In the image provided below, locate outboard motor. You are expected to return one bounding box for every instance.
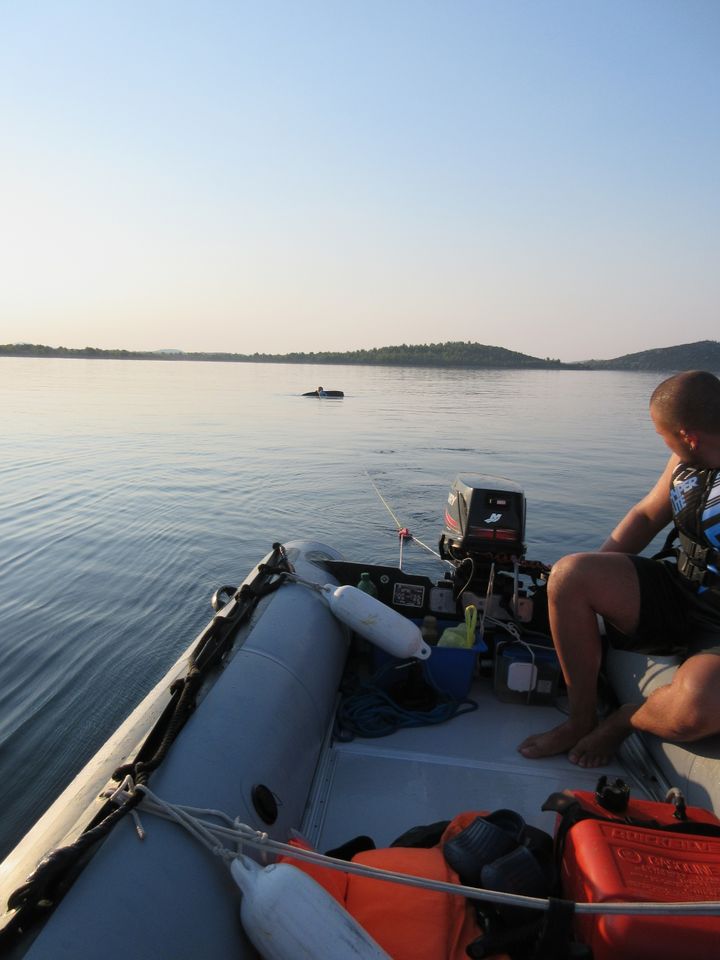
[440,475,546,628]
[439,475,526,568]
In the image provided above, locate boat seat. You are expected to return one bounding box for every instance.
[605,648,720,813]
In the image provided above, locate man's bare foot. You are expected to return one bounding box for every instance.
[518,718,597,759]
[567,706,637,767]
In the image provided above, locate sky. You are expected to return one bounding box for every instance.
[1,1,718,362]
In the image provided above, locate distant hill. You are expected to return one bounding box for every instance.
[280,342,562,368]
[0,341,561,367]
[1,339,718,371]
[578,340,720,372]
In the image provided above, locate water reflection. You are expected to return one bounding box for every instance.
[0,358,670,859]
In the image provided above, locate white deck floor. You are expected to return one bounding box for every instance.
[304,676,653,852]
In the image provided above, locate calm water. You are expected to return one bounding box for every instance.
[0,358,675,861]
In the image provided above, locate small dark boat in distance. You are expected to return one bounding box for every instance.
[302,386,344,398]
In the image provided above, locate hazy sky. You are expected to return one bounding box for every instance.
[1,1,718,361]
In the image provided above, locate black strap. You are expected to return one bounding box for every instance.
[466,900,582,960]
[651,527,680,562]
[676,531,720,591]
[678,530,719,564]
[465,919,544,958]
[529,898,581,960]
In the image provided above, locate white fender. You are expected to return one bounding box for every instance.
[231,856,391,959]
[323,584,431,660]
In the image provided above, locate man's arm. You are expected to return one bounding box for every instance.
[599,454,678,554]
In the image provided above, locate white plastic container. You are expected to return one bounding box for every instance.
[323,584,431,660]
[231,856,391,959]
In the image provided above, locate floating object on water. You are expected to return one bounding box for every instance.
[302,387,344,398]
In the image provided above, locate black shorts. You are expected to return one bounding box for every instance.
[607,556,720,658]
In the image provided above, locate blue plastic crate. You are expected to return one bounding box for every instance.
[371,618,487,700]
[422,639,487,699]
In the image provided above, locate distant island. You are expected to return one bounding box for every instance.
[1,339,719,372]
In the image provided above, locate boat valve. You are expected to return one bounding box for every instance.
[594,775,630,813]
[666,786,688,821]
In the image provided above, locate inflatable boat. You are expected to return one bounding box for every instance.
[2,475,720,960]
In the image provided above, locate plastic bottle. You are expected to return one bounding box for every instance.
[356,572,378,598]
[231,856,391,959]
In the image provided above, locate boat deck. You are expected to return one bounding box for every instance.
[303,674,656,852]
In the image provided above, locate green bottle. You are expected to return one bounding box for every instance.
[356,572,378,598]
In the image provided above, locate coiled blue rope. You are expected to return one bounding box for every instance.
[336,661,478,740]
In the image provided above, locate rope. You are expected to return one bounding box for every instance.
[281,572,327,593]
[336,666,479,739]
[365,471,405,530]
[365,471,453,567]
[113,785,720,917]
[408,533,447,562]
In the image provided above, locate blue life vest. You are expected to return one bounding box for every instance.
[670,463,720,593]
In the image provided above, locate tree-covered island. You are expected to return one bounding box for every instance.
[1,339,719,372]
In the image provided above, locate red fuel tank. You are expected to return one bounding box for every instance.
[559,793,720,960]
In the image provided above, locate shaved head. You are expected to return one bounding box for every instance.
[650,370,720,434]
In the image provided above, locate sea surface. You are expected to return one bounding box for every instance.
[0,358,684,863]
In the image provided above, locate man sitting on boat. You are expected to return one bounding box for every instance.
[519,370,720,767]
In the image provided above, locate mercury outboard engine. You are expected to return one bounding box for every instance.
[439,474,526,570]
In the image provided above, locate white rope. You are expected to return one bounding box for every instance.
[484,617,521,640]
[365,471,405,531]
[281,572,327,593]
[408,533,450,563]
[365,471,454,568]
[110,785,720,917]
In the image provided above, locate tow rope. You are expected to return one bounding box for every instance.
[365,471,452,568]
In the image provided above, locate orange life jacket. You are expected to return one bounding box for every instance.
[282,811,510,960]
